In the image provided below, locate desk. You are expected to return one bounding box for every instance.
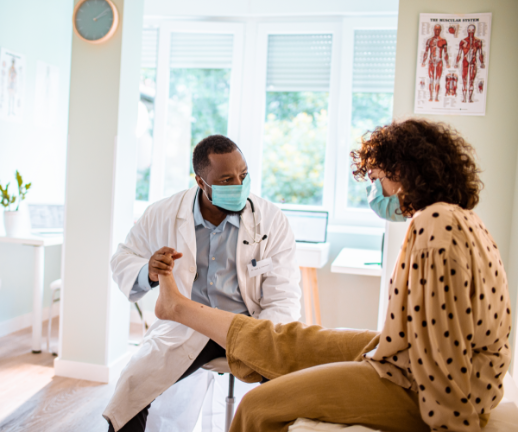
[331,248,382,277]
[0,234,64,353]
[296,242,330,326]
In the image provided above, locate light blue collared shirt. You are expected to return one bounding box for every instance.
[129,193,248,315]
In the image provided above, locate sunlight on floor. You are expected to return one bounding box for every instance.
[0,362,54,422]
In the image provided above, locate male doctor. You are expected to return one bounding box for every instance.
[104,135,301,431]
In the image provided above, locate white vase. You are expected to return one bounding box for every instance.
[4,210,25,237]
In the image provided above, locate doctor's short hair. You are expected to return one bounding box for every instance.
[193,135,241,177]
[351,119,483,216]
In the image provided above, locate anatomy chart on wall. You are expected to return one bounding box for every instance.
[414,13,492,116]
[34,61,60,128]
[0,48,26,122]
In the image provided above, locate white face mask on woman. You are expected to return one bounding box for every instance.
[366,178,406,222]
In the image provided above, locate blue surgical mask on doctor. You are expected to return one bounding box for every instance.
[201,174,251,212]
[366,178,406,222]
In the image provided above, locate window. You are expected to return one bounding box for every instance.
[261,34,333,206]
[164,33,234,196]
[135,18,398,228]
[135,28,158,201]
[332,18,398,226]
[347,30,397,209]
[134,22,244,208]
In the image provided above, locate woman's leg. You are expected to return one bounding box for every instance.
[155,273,235,348]
[156,272,380,380]
[230,362,428,432]
[227,315,379,381]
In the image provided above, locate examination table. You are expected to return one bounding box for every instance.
[288,374,518,432]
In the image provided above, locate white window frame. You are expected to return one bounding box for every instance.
[140,20,245,204]
[240,22,342,215]
[332,16,398,228]
[136,16,398,230]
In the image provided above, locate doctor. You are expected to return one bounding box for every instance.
[104,135,301,431]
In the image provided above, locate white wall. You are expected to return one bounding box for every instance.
[0,0,72,330]
[312,231,383,329]
[392,0,518,373]
[0,0,72,205]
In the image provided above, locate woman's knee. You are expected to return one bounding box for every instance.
[237,384,269,418]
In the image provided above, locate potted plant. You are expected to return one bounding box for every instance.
[0,171,31,237]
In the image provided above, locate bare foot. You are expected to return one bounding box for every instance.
[155,258,187,321]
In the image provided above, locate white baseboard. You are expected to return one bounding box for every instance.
[54,351,132,383]
[0,306,156,339]
[0,305,60,338]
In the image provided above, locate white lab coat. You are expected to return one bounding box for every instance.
[103,187,301,431]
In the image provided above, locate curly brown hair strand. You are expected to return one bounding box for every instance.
[350,119,483,216]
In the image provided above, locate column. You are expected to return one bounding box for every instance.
[55,0,145,383]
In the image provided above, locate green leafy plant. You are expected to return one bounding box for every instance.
[0,171,31,211]
[0,183,16,210]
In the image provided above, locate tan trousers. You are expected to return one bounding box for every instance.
[226,315,430,432]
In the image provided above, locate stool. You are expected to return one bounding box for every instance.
[300,267,321,325]
[202,357,235,432]
[47,279,62,356]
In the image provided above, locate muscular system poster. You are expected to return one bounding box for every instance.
[414,13,492,116]
[0,48,26,123]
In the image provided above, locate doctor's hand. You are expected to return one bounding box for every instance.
[149,247,183,282]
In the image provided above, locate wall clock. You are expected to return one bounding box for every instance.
[73,0,119,44]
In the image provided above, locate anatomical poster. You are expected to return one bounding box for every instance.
[414,13,492,116]
[0,48,25,123]
[34,61,60,128]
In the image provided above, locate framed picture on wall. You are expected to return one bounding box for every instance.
[414,13,492,116]
[0,48,26,123]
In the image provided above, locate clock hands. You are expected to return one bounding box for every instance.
[93,8,110,21]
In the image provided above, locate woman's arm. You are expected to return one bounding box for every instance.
[404,248,480,431]
[155,269,234,348]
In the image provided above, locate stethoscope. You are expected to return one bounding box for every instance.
[191,188,267,282]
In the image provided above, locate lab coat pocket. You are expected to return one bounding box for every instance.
[247,257,273,278]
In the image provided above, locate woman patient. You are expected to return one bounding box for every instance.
[155,119,512,432]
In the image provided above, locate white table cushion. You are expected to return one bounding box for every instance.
[289,400,518,431]
[289,375,518,432]
[289,420,373,431]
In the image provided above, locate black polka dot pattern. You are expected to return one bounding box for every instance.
[363,203,512,432]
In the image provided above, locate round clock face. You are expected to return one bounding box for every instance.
[73,0,118,43]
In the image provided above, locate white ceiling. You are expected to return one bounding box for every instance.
[144,0,399,18]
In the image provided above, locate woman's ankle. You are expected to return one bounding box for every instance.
[168,298,185,321]
[155,293,186,322]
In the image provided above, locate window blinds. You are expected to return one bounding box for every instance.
[266,34,333,92]
[170,33,234,69]
[141,28,159,69]
[352,30,397,93]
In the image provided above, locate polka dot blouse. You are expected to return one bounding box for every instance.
[364,203,512,431]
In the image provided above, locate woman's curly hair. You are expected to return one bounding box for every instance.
[351,119,483,216]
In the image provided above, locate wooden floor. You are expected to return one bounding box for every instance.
[0,318,143,432]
